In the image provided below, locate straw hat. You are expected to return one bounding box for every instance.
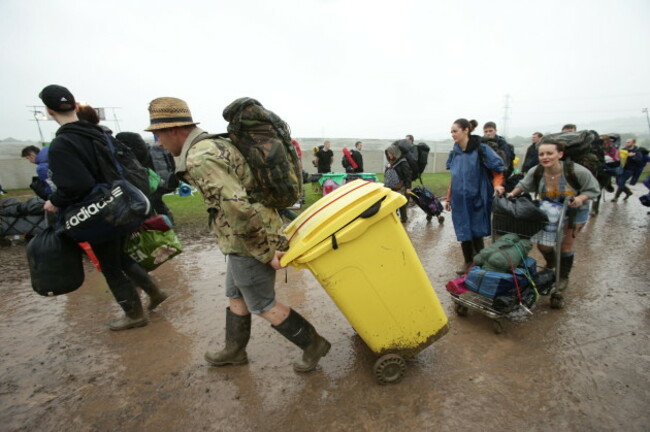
[145,97,199,131]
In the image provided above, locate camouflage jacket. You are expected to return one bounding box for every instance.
[176,128,287,263]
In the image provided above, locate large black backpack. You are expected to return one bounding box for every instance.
[416,143,430,177]
[63,131,152,198]
[539,130,597,160]
[394,139,421,182]
[539,130,603,181]
[100,132,153,196]
[480,137,509,168]
[150,145,179,193]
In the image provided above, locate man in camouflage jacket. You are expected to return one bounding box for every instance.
[145,97,330,373]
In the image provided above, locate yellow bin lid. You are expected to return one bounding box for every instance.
[281,180,400,266]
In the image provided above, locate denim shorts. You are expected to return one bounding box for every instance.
[225,254,276,314]
[573,204,590,225]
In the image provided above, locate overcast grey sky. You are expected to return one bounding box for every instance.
[1,0,649,142]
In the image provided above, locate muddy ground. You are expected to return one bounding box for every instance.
[1,185,649,432]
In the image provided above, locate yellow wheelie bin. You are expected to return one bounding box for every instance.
[281,180,449,384]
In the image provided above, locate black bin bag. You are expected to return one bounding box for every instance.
[27,226,84,296]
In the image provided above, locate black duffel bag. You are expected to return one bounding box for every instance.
[492,195,548,221]
[27,226,84,296]
[57,179,151,243]
[492,195,549,238]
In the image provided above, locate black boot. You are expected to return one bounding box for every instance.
[109,298,149,331]
[273,309,331,373]
[612,190,621,202]
[205,308,252,366]
[125,262,169,311]
[591,196,600,216]
[456,241,474,275]
[540,248,556,269]
[623,187,633,200]
[472,237,485,254]
[557,253,574,291]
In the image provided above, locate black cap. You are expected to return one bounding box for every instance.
[39,85,76,112]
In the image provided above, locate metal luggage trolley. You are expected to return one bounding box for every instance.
[450,199,569,334]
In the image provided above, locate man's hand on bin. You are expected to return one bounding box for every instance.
[269,250,286,270]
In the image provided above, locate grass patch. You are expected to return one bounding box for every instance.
[2,174,453,225]
[162,193,207,225]
[1,189,35,200]
[163,173,452,223]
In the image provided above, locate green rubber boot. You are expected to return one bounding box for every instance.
[205,308,252,366]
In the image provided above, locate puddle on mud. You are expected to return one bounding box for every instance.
[1,184,649,431]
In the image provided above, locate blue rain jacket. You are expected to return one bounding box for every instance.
[34,146,52,195]
[446,136,505,241]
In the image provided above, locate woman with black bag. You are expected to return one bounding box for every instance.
[40,85,168,331]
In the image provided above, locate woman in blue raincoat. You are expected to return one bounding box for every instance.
[445,119,505,274]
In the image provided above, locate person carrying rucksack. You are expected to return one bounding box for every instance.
[40,85,168,331]
[446,119,505,275]
[483,121,515,177]
[507,139,600,298]
[342,141,364,173]
[145,96,330,373]
[384,143,412,223]
[613,138,646,202]
[116,131,174,222]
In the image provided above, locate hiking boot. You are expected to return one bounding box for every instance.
[109,301,149,331]
[205,308,251,366]
[273,309,331,373]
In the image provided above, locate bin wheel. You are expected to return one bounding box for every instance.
[455,304,469,317]
[437,215,445,224]
[426,214,433,222]
[550,293,565,309]
[493,320,505,334]
[373,354,407,385]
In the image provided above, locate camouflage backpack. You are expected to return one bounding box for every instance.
[222,97,303,209]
